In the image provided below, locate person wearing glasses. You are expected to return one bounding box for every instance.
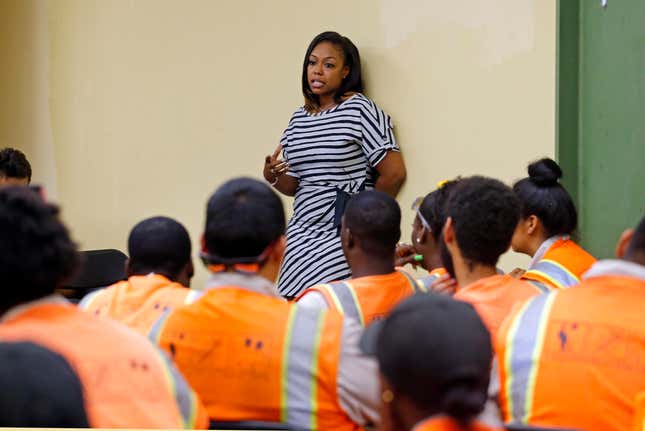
[296,190,422,327]
[262,31,406,299]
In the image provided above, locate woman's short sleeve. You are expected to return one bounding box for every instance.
[280,115,300,179]
[358,99,399,167]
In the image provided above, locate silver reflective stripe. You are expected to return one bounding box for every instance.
[530,260,579,287]
[506,293,556,424]
[419,273,441,290]
[285,306,324,430]
[330,282,363,325]
[526,279,551,293]
[156,347,197,427]
[397,269,424,293]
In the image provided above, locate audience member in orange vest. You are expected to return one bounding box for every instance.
[79,216,196,334]
[0,148,31,186]
[634,391,645,431]
[0,341,89,427]
[150,178,379,430]
[396,179,461,294]
[511,158,596,289]
[0,186,208,429]
[497,216,645,431]
[296,190,423,326]
[360,294,501,431]
[443,177,547,337]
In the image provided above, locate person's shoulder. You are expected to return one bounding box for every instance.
[341,92,374,110]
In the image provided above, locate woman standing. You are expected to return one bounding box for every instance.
[264,31,406,298]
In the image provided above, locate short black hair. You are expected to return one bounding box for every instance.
[0,187,79,313]
[302,31,364,112]
[204,177,285,260]
[513,158,577,237]
[127,216,192,279]
[446,176,520,267]
[419,179,460,241]
[626,216,645,263]
[344,190,401,258]
[0,148,32,182]
[0,341,89,427]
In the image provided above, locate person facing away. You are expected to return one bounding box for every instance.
[79,216,196,334]
[296,190,423,326]
[443,176,548,338]
[263,31,406,299]
[0,341,89,428]
[512,158,596,289]
[396,179,461,293]
[149,177,379,430]
[496,215,645,431]
[360,293,501,431]
[0,186,208,429]
[0,147,31,186]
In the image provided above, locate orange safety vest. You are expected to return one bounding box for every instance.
[521,237,596,289]
[79,274,199,335]
[0,302,208,429]
[497,274,645,431]
[454,275,547,339]
[417,267,449,291]
[151,286,360,431]
[296,268,423,327]
[634,392,645,431]
[413,416,501,431]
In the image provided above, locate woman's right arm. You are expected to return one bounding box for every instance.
[272,175,299,196]
[263,145,299,196]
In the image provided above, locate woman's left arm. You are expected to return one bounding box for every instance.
[374,151,406,197]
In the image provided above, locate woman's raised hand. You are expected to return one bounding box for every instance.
[264,144,289,183]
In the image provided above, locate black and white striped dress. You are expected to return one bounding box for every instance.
[277,93,399,297]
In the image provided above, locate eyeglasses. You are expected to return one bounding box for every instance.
[411,197,432,232]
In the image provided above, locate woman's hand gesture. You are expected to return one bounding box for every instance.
[263,145,289,184]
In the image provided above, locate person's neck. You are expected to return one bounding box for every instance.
[423,252,444,272]
[453,252,498,287]
[350,254,395,279]
[527,233,549,257]
[318,94,336,111]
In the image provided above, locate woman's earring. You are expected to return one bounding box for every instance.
[416,237,422,244]
[382,389,394,403]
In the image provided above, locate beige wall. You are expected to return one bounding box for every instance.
[2,0,555,286]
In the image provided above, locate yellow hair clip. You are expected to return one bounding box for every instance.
[437,179,449,189]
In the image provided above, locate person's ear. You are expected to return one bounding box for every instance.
[342,65,349,79]
[272,236,287,263]
[615,228,634,258]
[200,234,207,253]
[526,215,539,235]
[186,260,195,279]
[443,217,455,245]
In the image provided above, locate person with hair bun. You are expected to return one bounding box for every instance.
[360,294,501,431]
[512,158,596,289]
[263,31,407,298]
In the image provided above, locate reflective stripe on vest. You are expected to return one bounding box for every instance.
[503,292,557,424]
[281,305,326,430]
[525,279,551,294]
[418,273,442,291]
[397,268,426,293]
[327,282,365,327]
[526,259,580,289]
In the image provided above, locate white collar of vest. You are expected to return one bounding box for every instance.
[583,259,645,281]
[1,293,69,323]
[528,235,570,269]
[204,272,283,299]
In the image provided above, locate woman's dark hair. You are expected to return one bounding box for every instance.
[513,158,577,238]
[301,31,364,112]
[419,179,461,241]
[0,148,32,182]
[0,187,80,313]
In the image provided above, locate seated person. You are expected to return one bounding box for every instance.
[296,190,423,326]
[0,147,31,186]
[396,179,460,293]
[512,158,596,288]
[80,216,195,334]
[150,178,378,430]
[0,341,89,427]
[443,176,548,337]
[360,293,501,431]
[496,216,645,431]
[0,186,207,429]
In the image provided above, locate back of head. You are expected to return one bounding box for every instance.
[513,158,577,237]
[626,216,645,264]
[128,216,192,279]
[447,176,520,267]
[204,177,285,260]
[0,187,79,313]
[344,190,401,258]
[419,179,460,241]
[365,294,492,424]
[0,148,32,183]
[0,341,89,427]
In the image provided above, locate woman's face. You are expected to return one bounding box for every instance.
[511,217,531,254]
[307,41,349,99]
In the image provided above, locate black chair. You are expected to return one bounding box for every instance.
[59,249,128,302]
[506,425,582,431]
[209,420,292,430]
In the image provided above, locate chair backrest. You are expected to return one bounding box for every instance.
[59,249,128,302]
[209,420,292,430]
[505,425,582,431]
